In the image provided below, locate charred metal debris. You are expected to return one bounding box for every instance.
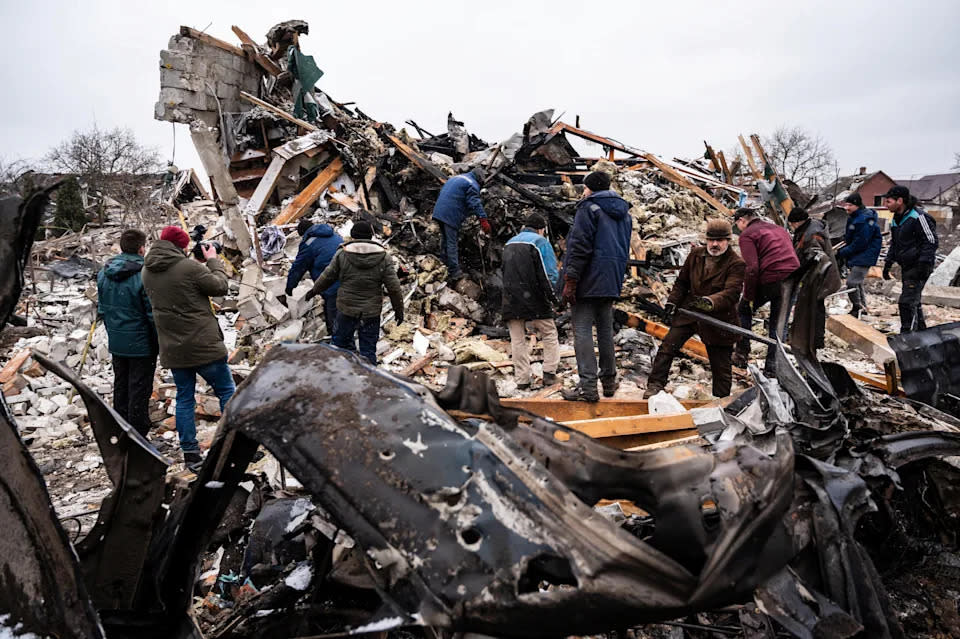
[2,186,960,638]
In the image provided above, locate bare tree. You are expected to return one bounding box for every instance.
[763,126,836,192]
[45,125,161,222]
[0,156,34,196]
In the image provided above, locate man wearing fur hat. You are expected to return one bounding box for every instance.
[644,219,745,399]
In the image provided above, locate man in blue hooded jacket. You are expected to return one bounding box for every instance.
[286,218,343,335]
[431,167,491,281]
[559,171,633,402]
[882,185,938,332]
[835,193,882,317]
[97,229,158,437]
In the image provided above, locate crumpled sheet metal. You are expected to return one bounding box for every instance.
[215,344,797,636]
[888,321,960,409]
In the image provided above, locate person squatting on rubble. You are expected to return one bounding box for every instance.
[305,221,404,365]
[787,207,841,351]
[97,229,158,438]
[501,213,560,391]
[142,226,235,471]
[560,170,632,402]
[645,219,744,399]
[285,217,343,336]
[882,185,939,332]
[733,207,800,375]
[834,194,882,318]
[431,167,492,282]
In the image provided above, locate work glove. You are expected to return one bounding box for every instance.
[480,219,492,235]
[690,296,714,312]
[562,277,578,307]
[285,286,295,297]
[882,263,893,280]
[394,309,405,325]
[662,302,677,326]
[304,288,318,302]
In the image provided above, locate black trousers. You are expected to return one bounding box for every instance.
[648,323,734,398]
[112,355,157,437]
[899,269,930,333]
[737,280,786,374]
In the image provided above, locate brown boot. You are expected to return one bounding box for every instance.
[643,383,664,399]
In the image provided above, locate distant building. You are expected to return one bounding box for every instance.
[897,172,960,226]
[810,168,897,237]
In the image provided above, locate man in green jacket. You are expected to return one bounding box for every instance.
[97,229,158,437]
[142,226,234,471]
[306,221,404,365]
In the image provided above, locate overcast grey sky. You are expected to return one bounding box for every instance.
[2,0,958,183]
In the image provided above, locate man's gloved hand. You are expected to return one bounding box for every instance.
[738,298,752,316]
[882,263,893,280]
[562,277,577,307]
[304,288,318,302]
[285,286,295,297]
[394,309,404,325]
[662,302,677,326]
[690,296,714,312]
[480,218,492,235]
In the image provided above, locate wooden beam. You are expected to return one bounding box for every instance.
[717,151,731,185]
[738,134,762,180]
[623,312,710,361]
[826,313,896,367]
[750,134,793,220]
[499,397,708,422]
[384,135,448,183]
[326,188,361,212]
[240,91,318,132]
[642,153,732,216]
[179,26,245,57]
[602,429,700,450]
[401,353,436,377]
[271,157,344,225]
[547,122,644,157]
[563,412,695,438]
[231,26,283,76]
[244,154,286,217]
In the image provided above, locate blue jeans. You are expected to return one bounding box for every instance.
[171,357,236,453]
[334,314,380,365]
[438,222,461,278]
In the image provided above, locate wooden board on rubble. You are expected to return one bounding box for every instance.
[826,314,896,367]
[600,429,700,450]
[499,397,708,422]
[180,26,245,57]
[271,157,344,225]
[563,412,695,438]
[240,91,318,132]
[231,26,283,76]
[385,134,448,183]
[640,153,732,217]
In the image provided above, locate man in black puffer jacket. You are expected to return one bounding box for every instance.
[882,186,938,332]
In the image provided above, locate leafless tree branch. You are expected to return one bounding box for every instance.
[763,126,836,192]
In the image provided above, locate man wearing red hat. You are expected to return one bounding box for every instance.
[142,225,234,471]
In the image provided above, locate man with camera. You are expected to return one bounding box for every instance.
[142,225,235,472]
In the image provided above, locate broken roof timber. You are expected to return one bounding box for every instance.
[384,134,448,183]
[271,157,344,225]
[231,26,283,76]
[240,91,319,132]
[548,122,644,157]
[639,154,733,216]
[179,26,245,58]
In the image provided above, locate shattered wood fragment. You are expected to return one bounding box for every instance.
[271,157,344,225]
[240,91,319,132]
[400,353,436,377]
[562,412,695,438]
[384,134,448,183]
[623,312,710,360]
[826,314,896,367]
[641,153,732,216]
[547,121,644,157]
[179,26,246,57]
[231,26,283,76]
[0,348,31,384]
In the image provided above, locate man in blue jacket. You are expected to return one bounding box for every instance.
[882,185,939,332]
[431,167,491,281]
[286,218,343,336]
[560,171,632,402]
[835,193,882,318]
[502,214,560,390]
[97,229,158,437]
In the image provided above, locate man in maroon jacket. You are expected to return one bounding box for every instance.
[732,208,799,375]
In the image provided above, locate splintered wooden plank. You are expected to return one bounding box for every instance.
[385,135,448,183]
[563,412,695,438]
[271,157,344,226]
[738,134,762,180]
[231,26,283,76]
[179,26,245,57]
[595,429,700,450]
[0,349,31,384]
[499,397,708,422]
[244,154,286,217]
[240,91,318,132]
[623,312,710,361]
[826,314,896,367]
[642,153,732,216]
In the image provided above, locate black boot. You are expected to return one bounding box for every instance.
[183,451,204,473]
[562,385,599,402]
[601,376,619,398]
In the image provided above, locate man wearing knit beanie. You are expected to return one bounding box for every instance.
[835,193,882,318]
[645,218,744,399]
[141,225,233,472]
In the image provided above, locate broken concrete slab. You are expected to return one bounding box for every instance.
[921,284,960,309]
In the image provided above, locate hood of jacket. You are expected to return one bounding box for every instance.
[305,223,336,240]
[583,190,630,220]
[104,253,144,281]
[144,240,187,273]
[342,240,387,269]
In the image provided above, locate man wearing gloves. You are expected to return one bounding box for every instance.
[834,194,882,318]
[501,214,560,390]
[285,217,343,335]
[306,221,404,365]
[645,219,745,399]
[431,167,491,281]
[560,170,632,402]
[882,185,938,332]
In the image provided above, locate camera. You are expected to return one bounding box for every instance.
[190,224,223,260]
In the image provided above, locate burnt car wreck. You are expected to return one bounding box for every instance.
[2,195,960,639]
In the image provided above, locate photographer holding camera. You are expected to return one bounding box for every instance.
[142,225,234,472]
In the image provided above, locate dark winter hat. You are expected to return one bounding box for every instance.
[470,166,487,184]
[882,185,910,201]
[351,220,374,240]
[583,171,611,192]
[843,193,863,207]
[160,225,190,250]
[733,207,756,221]
[524,213,547,229]
[705,218,732,239]
[787,207,809,223]
[297,218,314,236]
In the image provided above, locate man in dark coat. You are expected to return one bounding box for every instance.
[559,171,633,402]
[431,168,491,281]
[787,207,841,350]
[645,219,745,399]
[502,214,560,390]
[882,185,939,332]
[733,208,800,375]
[142,226,235,471]
[97,229,158,437]
[306,221,404,365]
[835,193,882,317]
[286,218,343,335]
